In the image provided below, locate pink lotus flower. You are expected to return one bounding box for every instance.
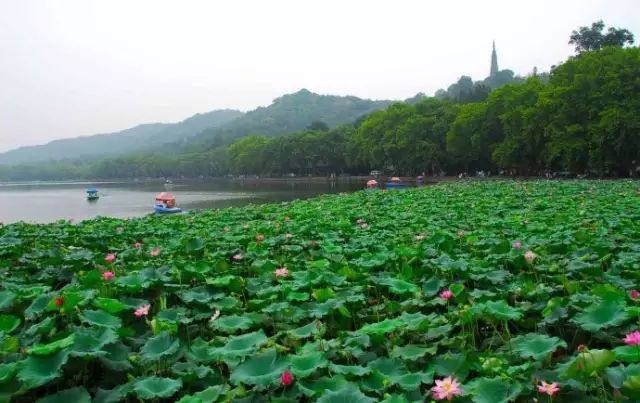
[280,370,294,386]
[440,289,453,301]
[256,234,265,242]
[102,271,115,281]
[275,267,289,277]
[457,230,465,238]
[624,331,640,346]
[209,309,220,322]
[431,376,463,401]
[150,247,161,257]
[512,240,522,249]
[105,253,116,263]
[631,289,640,300]
[524,250,537,264]
[577,344,586,352]
[232,253,243,261]
[134,304,151,318]
[537,381,560,396]
[134,241,142,248]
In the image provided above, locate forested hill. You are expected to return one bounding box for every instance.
[177,89,392,151]
[0,109,243,165]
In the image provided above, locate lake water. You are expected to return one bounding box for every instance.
[0,179,365,224]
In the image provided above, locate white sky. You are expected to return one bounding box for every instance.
[0,0,638,152]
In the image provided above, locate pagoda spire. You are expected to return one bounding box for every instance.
[490,40,499,77]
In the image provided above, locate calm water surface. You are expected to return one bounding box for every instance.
[0,179,364,224]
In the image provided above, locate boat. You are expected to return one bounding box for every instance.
[366,179,378,190]
[154,204,183,214]
[385,177,408,189]
[416,175,425,186]
[154,192,182,214]
[86,188,99,200]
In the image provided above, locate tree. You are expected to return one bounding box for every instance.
[569,20,634,53]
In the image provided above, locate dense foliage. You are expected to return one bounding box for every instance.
[569,20,635,53]
[1,29,638,181]
[1,180,640,402]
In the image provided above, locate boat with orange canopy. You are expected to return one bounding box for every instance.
[154,192,182,214]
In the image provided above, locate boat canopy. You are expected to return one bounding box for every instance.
[155,192,175,202]
[366,180,378,187]
[390,177,401,182]
[86,188,98,193]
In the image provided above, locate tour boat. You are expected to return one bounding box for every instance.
[86,188,99,200]
[385,177,408,189]
[154,192,182,214]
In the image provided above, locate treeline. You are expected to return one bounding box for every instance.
[1,43,639,180]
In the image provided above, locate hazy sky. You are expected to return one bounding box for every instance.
[0,0,638,152]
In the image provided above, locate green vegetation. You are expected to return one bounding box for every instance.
[0,110,243,165]
[0,21,637,181]
[1,180,640,401]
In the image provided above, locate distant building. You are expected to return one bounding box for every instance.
[490,40,499,78]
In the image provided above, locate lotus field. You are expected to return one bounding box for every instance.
[2,180,640,402]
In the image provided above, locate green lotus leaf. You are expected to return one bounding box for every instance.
[24,294,52,319]
[0,291,16,310]
[0,334,19,354]
[229,348,287,386]
[0,362,17,383]
[374,277,420,295]
[94,383,133,403]
[465,377,523,403]
[286,291,310,302]
[27,334,75,355]
[157,307,192,324]
[93,297,127,314]
[399,312,430,331]
[288,351,328,378]
[423,277,445,297]
[391,344,435,361]
[140,331,180,362]
[367,357,408,381]
[381,394,410,403]
[210,314,254,333]
[79,309,122,328]
[316,383,375,403]
[178,385,228,403]
[312,288,336,302]
[185,338,216,363]
[512,333,567,360]
[134,376,183,400]
[298,375,349,397]
[288,321,321,339]
[482,300,523,321]
[432,353,470,379]
[613,346,640,363]
[17,349,70,388]
[0,315,20,333]
[171,362,213,379]
[574,301,629,331]
[560,349,616,379]
[218,330,268,358]
[357,318,404,335]
[329,364,371,377]
[36,386,91,403]
[99,342,133,371]
[71,327,118,357]
[395,372,430,390]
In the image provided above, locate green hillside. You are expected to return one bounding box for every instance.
[0,109,243,165]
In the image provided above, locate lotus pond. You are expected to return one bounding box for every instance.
[1,180,640,402]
